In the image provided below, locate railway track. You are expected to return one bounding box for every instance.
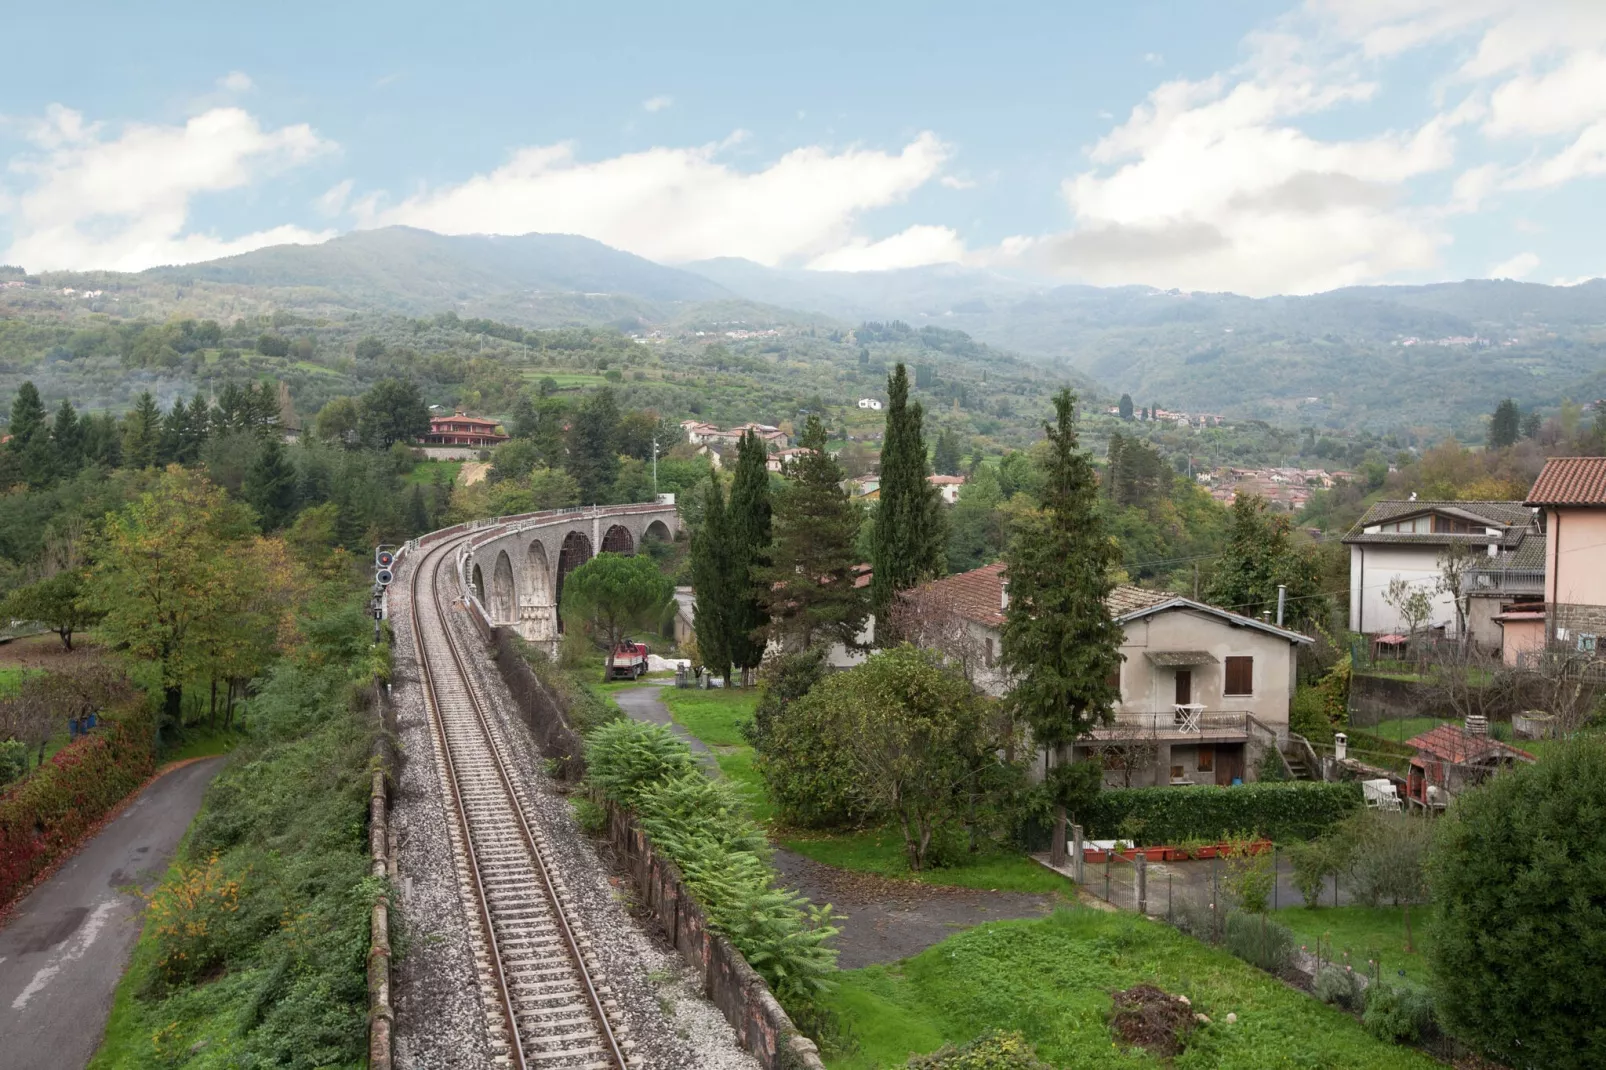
[408,535,634,1070]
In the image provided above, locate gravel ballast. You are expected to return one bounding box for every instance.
[390,548,760,1070]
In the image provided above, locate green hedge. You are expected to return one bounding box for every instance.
[1081,781,1363,844]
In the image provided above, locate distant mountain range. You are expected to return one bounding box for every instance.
[38,227,1606,431]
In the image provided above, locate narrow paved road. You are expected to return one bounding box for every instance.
[612,682,719,773]
[0,758,223,1070]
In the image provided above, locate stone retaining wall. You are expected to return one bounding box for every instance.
[367,680,398,1070]
[489,627,587,783]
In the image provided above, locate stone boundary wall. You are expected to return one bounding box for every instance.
[478,621,822,1069]
[607,805,825,1070]
[489,627,588,783]
[367,680,398,1070]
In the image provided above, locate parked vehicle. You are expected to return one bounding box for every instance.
[609,641,650,680]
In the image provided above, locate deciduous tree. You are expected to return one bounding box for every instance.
[566,388,621,504]
[358,378,430,449]
[0,570,101,650]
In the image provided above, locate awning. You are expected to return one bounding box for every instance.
[1144,650,1218,667]
[1374,633,1409,644]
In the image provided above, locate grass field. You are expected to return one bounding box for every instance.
[1360,717,1450,743]
[522,370,610,389]
[1276,906,1434,984]
[0,667,30,694]
[654,687,1070,892]
[824,908,1438,1069]
[405,459,465,485]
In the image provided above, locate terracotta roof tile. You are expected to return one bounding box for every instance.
[1406,723,1534,764]
[1526,457,1606,507]
[907,563,1171,629]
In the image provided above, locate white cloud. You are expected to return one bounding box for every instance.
[1487,251,1538,278]
[375,132,951,266]
[1552,274,1601,286]
[317,178,355,217]
[807,225,966,271]
[1144,52,1165,66]
[939,174,976,190]
[2,105,333,272]
[642,95,673,113]
[218,70,253,92]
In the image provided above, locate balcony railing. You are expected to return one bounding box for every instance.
[1465,567,1545,595]
[1087,710,1261,739]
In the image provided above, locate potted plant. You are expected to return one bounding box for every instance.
[1171,836,1210,861]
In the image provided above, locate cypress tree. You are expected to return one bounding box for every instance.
[243,437,299,530]
[1001,389,1123,863]
[1118,393,1134,420]
[1488,398,1520,449]
[869,363,947,640]
[932,429,962,476]
[762,415,868,651]
[689,472,735,684]
[406,483,432,536]
[123,391,162,469]
[727,430,773,684]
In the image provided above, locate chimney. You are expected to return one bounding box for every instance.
[1000,577,1010,612]
[1465,714,1488,737]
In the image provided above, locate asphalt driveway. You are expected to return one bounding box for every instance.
[0,758,222,1070]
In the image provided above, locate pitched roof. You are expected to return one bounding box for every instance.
[1526,457,1606,506]
[905,564,1308,643]
[1343,499,1536,546]
[1407,723,1534,764]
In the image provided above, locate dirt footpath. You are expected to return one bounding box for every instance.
[771,849,1062,969]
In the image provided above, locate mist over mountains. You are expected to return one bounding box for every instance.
[23,226,1606,432]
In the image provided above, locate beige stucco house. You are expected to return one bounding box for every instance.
[904,563,1313,787]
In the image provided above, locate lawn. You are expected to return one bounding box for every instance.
[1276,906,1434,984]
[0,666,32,694]
[405,459,464,485]
[824,908,1438,1069]
[659,687,773,823]
[655,687,1071,893]
[1361,717,1450,743]
[523,370,610,389]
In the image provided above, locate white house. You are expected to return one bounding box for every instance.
[1343,500,1539,640]
[927,474,966,503]
[857,398,883,411]
[903,563,1312,786]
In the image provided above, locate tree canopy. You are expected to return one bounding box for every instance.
[561,550,673,681]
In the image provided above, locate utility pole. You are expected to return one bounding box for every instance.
[651,435,659,496]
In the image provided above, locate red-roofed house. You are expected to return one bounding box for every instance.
[423,412,508,448]
[1526,456,1606,660]
[1404,723,1534,806]
[903,562,1313,786]
[927,474,966,503]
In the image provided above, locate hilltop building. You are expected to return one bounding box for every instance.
[423,412,508,449]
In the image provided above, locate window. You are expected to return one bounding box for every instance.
[1579,633,1598,654]
[1197,745,1214,772]
[1106,666,1121,698]
[984,637,995,668]
[1224,656,1254,696]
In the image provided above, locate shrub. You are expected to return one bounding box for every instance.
[1223,910,1297,974]
[1285,837,1341,908]
[748,646,873,828]
[145,852,247,986]
[0,703,155,907]
[586,720,839,1007]
[583,718,697,809]
[1427,736,1606,1067]
[1362,983,1437,1045]
[1221,835,1275,913]
[1082,781,1362,844]
[907,1030,1052,1069]
[1313,964,1366,1012]
[0,740,27,786]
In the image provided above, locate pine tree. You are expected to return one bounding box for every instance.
[566,388,621,504]
[123,391,162,469]
[762,415,868,651]
[689,472,735,684]
[727,430,773,684]
[243,437,299,530]
[869,363,947,639]
[158,397,188,465]
[50,398,83,476]
[1001,389,1123,864]
[7,381,53,485]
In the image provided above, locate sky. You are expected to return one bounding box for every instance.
[1,0,1603,296]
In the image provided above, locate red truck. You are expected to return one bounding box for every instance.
[608,641,650,680]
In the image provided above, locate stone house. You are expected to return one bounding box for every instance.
[902,563,1313,787]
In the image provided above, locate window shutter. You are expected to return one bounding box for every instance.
[1225,656,1253,696]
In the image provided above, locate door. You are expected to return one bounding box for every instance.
[1174,670,1192,705]
[1216,744,1245,787]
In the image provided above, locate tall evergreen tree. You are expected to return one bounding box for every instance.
[123,391,162,469]
[1488,397,1521,449]
[727,430,773,684]
[1000,389,1123,864]
[566,388,621,503]
[510,394,539,440]
[932,429,963,476]
[1204,493,1324,627]
[50,398,83,476]
[405,483,432,536]
[762,415,868,651]
[1118,393,1134,420]
[158,397,189,465]
[689,472,735,684]
[869,363,946,640]
[84,412,123,468]
[7,381,53,485]
[243,437,299,530]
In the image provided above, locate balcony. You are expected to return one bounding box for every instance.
[1466,567,1545,596]
[1084,710,1265,743]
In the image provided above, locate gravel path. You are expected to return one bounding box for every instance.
[612,683,718,774]
[390,549,759,1070]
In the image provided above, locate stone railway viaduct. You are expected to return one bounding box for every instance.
[410,503,679,651]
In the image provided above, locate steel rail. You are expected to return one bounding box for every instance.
[408,532,628,1069]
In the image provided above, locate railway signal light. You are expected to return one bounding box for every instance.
[375,548,395,568]
[375,567,394,586]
